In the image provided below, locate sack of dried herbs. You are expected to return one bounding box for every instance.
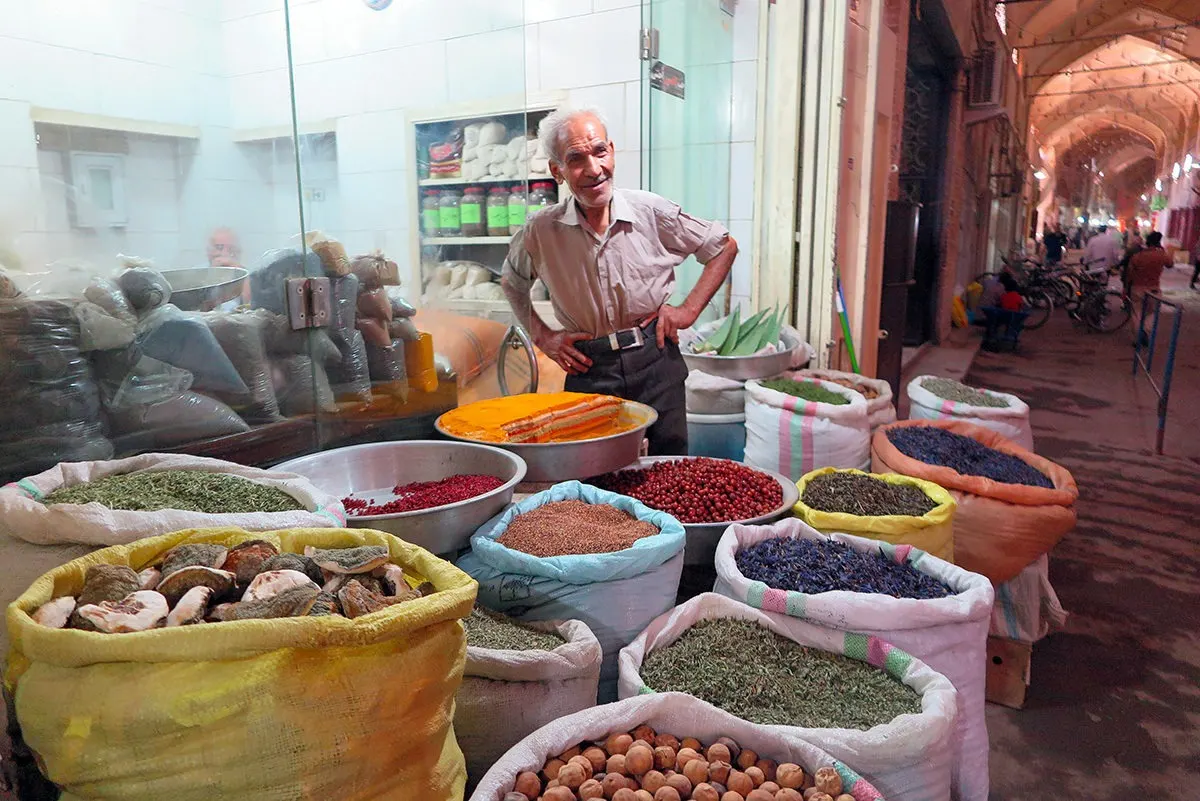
[618,593,958,801]
[872,420,1078,583]
[457,480,686,703]
[798,368,897,430]
[458,614,602,792]
[907,375,1033,450]
[744,375,871,481]
[793,467,956,561]
[470,691,887,801]
[0,453,347,547]
[5,525,476,801]
[713,519,994,801]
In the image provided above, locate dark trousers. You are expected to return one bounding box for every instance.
[566,319,689,455]
[1192,261,1199,288]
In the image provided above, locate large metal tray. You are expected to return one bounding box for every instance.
[435,400,657,482]
[681,327,808,381]
[275,440,526,555]
[605,456,798,565]
[160,267,248,310]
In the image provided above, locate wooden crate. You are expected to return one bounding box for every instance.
[985,635,1033,709]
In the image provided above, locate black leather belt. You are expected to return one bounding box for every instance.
[577,321,653,353]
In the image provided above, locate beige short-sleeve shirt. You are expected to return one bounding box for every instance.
[502,188,730,335]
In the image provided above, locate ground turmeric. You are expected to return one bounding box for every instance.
[438,392,631,443]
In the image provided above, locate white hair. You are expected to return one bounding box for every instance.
[537,106,611,164]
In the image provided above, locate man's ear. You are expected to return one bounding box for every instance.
[548,160,564,185]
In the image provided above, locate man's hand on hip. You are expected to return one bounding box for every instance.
[645,304,699,349]
[536,330,594,375]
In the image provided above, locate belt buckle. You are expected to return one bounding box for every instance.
[606,326,645,351]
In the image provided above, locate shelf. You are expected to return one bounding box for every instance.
[419,175,553,187]
[421,236,512,246]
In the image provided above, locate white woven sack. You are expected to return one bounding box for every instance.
[471,692,889,801]
[799,368,897,430]
[907,375,1033,450]
[685,370,745,414]
[0,453,346,546]
[618,593,958,801]
[456,481,686,702]
[458,619,602,789]
[744,376,871,480]
[713,519,994,801]
[990,554,1068,643]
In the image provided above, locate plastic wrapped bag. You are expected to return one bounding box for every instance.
[366,341,409,400]
[274,355,338,416]
[74,301,136,351]
[5,526,475,800]
[204,310,283,424]
[457,481,686,701]
[249,248,323,314]
[116,267,171,313]
[108,390,250,450]
[458,618,602,789]
[306,231,351,277]
[326,274,372,403]
[619,593,959,801]
[713,520,994,801]
[139,305,248,395]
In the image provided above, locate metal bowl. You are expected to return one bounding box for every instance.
[160,267,249,310]
[603,456,799,565]
[681,328,809,381]
[275,441,526,555]
[435,400,657,482]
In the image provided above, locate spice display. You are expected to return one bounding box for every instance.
[460,186,487,236]
[464,606,566,651]
[421,189,441,235]
[30,544,434,632]
[886,426,1053,488]
[801,471,936,517]
[589,458,783,524]
[919,377,1009,408]
[439,392,631,444]
[640,619,921,730]
[735,537,953,600]
[758,378,849,406]
[497,500,658,557]
[43,471,304,514]
[497,725,855,801]
[816,376,880,400]
[488,187,510,236]
[508,185,527,233]
[691,305,786,357]
[439,189,462,236]
[342,474,504,515]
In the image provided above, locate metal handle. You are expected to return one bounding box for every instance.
[498,324,539,396]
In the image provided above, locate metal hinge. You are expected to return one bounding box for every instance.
[640,27,660,61]
[286,276,331,330]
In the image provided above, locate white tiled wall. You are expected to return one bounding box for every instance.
[728,0,760,314]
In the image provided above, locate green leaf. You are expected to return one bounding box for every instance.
[715,308,742,355]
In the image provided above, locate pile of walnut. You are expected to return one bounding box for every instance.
[505,724,855,801]
[30,541,433,633]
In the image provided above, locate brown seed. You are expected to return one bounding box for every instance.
[654,746,676,772]
[675,747,701,772]
[813,767,842,797]
[626,745,654,776]
[738,750,759,771]
[560,746,582,761]
[682,758,709,787]
[612,789,639,801]
[603,773,631,797]
[709,761,732,785]
[607,754,628,776]
[759,782,780,795]
[655,734,681,751]
[570,755,595,780]
[580,778,605,800]
[836,796,856,801]
[728,770,754,797]
[692,783,720,801]
[543,758,565,781]
[607,733,634,756]
[558,763,586,790]
[642,771,667,793]
[776,791,804,801]
[745,767,765,787]
[721,794,745,801]
[584,747,608,773]
[514,771,541,798]
[715,737,741,762]
[756,760,778,783]
[776,764,804,790]
[706,743,732,764]
[666,774,692,798]
[633,725,657,743]
[681,737,703,752]
[543,787,575,801]
[808,795,834,801]
[746,791,775,801]
[634,792,654,801]
[654,787,681,801]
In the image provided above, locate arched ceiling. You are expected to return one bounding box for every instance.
[1006,0,1200,200]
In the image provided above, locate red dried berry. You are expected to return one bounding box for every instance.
[343,474,503,515]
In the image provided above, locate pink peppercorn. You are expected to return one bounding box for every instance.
[343,474,503,515]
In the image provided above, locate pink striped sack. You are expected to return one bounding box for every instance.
[906,375,1033,450]
[745,376,871,480]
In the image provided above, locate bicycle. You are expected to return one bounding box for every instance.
[982,257,1054,330]
[1066,262,1132,333]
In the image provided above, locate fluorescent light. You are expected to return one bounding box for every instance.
[1141,194,1148,201]
[1156,179,1164,192]
[1173,162,1181,180]
[1108,218,1118,226]
[1077,216,1086,224]
[1034,170,1047,181]
[1186,154,1194,172]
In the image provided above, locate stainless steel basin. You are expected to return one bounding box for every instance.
[160,267,249,310]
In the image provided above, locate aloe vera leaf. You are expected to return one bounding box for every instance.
[715,308,742,355]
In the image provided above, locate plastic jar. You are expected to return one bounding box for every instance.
[460,186,486,236]
[438,189,461,237]
[507,185,527,234]
[486,187,509,237]
[421,190,441,236]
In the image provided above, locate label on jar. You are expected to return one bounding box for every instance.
[460,203,482,225]
[439,206,461,230]
[487,205,508,228]
[508,202,527,227]
[527,202,546,217]
[422,209,440,232]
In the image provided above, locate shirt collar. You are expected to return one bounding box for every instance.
[557,187,634,229]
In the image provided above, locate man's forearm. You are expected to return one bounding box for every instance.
[681,237,738,318]
[501,276,551,341]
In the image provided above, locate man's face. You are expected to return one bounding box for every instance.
[549,115,615,210]
[208,229,241,267]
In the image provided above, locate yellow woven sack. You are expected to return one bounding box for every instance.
[5,526,477,801]
[793,467,957,561]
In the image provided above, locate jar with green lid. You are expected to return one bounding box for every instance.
[486,187,509,237]
[507,185,528,234]
[438,189,461,237]
[460,186,486,236]
[421,190,441,236]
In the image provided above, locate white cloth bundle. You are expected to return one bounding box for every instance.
[478,121,506,146]
[464,123,483,148]
[488,145,509,165]
[506,136,528,160]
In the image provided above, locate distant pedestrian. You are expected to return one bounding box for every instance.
[1084,225,1123,272]
[1192,257,1199,290]
[1127,231,1171,303]
[1044,225,1065,266]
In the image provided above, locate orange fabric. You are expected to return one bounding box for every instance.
[1127,247,1171,293]
[871,419,1078,583]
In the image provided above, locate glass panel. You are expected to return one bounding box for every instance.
[88,167,115,211]
[643,0,736,325]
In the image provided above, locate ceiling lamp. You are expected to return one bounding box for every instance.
[1141,194,1148,201]
[1186,154,1195,172]
[1034,170,1047,180]
[1173,162,1181,180]
[1156,178,1164,192]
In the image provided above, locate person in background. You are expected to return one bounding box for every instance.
[207,227,243,268]
[1044,224,1065,266]
[1126,231,1171,304]
[501,106,738,455]
[979,272,1005,309]
[1191,256,1199,291]
[1118,232,1144,288]
[1083,224,1122,273]
[998,272,1026,312]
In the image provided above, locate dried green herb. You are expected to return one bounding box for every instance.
[920,377,1009,408]
[802,471,937,517]
[464,606,566,651]
[44,471,304,514]
[759,378,849,405]
[640,618,921,730]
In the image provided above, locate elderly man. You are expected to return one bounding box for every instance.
[501,106,738,455]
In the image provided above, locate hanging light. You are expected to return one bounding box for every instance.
[1034,170,1047,180]
[1141,194,1148,201]
[1156,178,1164,191]
[1172,162,1181,180]
[1186,154,1195,172]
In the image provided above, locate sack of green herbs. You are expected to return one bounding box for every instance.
[618,592,958,801]
[713,519,994,801]
[744,375,871,480]
[907,375,1032,450]
[457,611,602,792]
[799,368,897,430]
[0,453,346,547]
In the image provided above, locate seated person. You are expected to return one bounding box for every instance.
[996,272,1026,312]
